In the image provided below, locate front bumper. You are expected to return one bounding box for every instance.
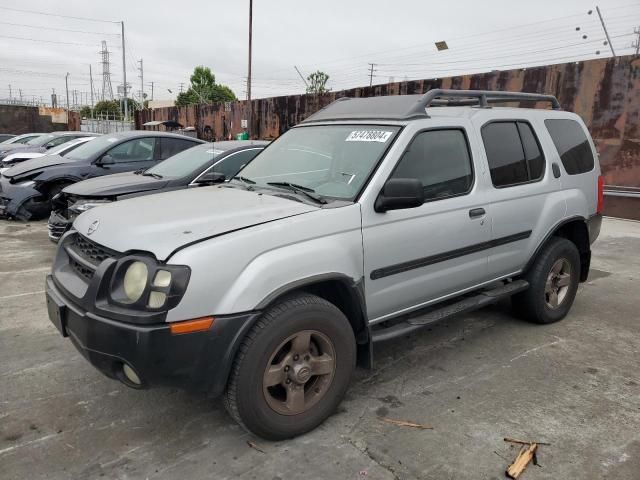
[48,210,73,243]
[0,176,44,220]
[46,275,260,396]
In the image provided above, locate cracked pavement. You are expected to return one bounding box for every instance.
[1,217,639,479]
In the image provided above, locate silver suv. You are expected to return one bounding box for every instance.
[46,90,603,440]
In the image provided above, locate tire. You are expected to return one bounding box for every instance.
[513,237,581,324]
[224,293,356,440]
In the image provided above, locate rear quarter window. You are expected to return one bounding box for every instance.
[544,119,595,175]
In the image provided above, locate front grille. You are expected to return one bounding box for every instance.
[74,234,115,265]
[66,234,118,281]
[70,257,94,280]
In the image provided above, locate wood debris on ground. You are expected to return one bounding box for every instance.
[504,438,543,479]
[246,440,265,453]
[379,417,433,430]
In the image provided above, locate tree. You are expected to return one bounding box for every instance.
[93,100,121,118]
[175,66,237,106]
[306,71,330,94]
[79,106,92,118]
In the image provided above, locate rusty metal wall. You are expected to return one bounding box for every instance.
[137,55,640,188]
[0,105,80,134]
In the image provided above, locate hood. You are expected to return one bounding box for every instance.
[64,172,167,198]
[3,154,76,179]
[73,186,319,260]
[0,144,27,154]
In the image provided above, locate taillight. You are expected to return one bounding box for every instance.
[596,175,604,214]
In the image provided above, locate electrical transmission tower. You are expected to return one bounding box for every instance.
[100,40,114,101]
[633,27,640,56]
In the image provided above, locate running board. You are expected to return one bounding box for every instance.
[371,280,529,343]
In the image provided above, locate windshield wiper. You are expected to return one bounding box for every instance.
[142,172,163,179]
[266,182,327,204]
[232,175,256,184]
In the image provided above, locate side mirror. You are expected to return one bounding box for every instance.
[195,171,225,186]
[45,144,54,150]
[99,154,114,165]
[374,178,424,213]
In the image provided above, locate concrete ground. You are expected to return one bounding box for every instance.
[1,217,639,480]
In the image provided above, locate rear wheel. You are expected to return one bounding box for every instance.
[513,237,580,324]
[224,293,355,440]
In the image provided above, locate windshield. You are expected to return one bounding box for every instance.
[236,125,400,200]
[47,138,91,156]
[26,134,56,146]
[65,134,121,161]
[147,144,223,178]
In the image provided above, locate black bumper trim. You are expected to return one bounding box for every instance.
[46,275,260,397]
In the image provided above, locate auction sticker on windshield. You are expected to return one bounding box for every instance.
[345,130,393,143]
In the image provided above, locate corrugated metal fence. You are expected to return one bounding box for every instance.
[137,55,640,189]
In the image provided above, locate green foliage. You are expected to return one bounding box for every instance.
[175,66,237,106]
[79,106,92,118]
[90,99,141,119]
[306,71,330,94]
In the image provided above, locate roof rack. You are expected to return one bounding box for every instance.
[301,89,561,124]
[409,89,562,117]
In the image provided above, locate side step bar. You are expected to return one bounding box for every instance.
[371,280,529,343]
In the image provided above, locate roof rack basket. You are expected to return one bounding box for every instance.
[410,89,562,117]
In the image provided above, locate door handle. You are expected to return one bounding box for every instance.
[469,208,486,219]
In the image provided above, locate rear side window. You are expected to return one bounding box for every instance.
[544,119,595,175]
[159,138,198,160]
[391,129,473,201]
[481,121,545,187]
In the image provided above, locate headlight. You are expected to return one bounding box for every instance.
[70,199,111,213]
[108,256,190,313]
[123,261,148,302]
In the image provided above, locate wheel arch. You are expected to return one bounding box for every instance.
[255,274,372,369]
[525,216,591,281]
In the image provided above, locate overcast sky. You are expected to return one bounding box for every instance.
[0,0,638,106]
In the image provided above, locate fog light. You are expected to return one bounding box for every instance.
[148,291,167,308]
[122,364,141,385]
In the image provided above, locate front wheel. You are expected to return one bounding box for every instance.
[513,237,581,324]
[224,293,356,440]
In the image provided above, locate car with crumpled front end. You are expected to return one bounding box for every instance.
[0,131,203,220]
[47,140,268,241]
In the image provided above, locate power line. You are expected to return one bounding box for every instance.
[0,21,120,36]
[0,6,119,24]
[0,34,119,47]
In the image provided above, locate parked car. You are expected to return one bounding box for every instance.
[48,140,268,241]
[0,131,95,162]
[0,134,15,143]
[0,131,204,220]
[46,89,602,440]
[0,136,97,173]
[0,132,47,146]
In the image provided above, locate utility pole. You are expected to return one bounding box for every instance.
[247,0,253,139]
[593,6,616,57]
[65,73,70,112]
[294,66,309,90]
[149,81,154,101]
[179,82,185,93]
[368,63,377,88]
[633,27,640,56]
[89,64,95,108]
[8,84,11,100]
[121,21,128,121]
[138,58,144,106]
[19,89,23,103]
